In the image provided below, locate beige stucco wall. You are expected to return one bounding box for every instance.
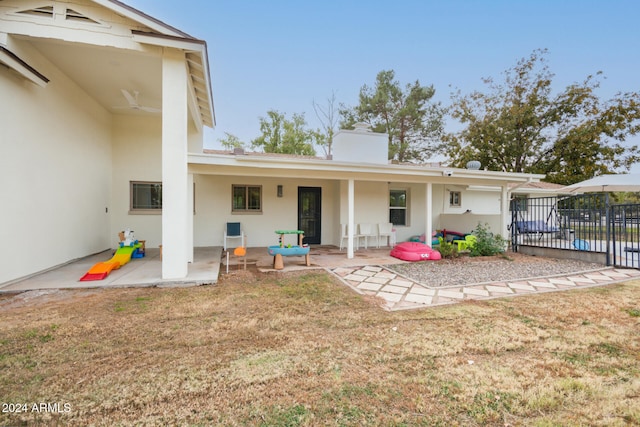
[110,115,163,249]
[0,38,112,284]
[194,175,339,247]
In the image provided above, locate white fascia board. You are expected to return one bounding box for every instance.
[132,31,215,128]
[188,153,545,184]
[0,45,49,87]
[131,31,206,52]
[95,0,191,38]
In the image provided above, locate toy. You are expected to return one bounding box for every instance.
[390,241,442,262]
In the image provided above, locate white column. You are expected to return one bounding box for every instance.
[187,173,194,263]
[425,182,433,247]
[162,48,189,279]
[500,185,509,238]
[347,179,355,259]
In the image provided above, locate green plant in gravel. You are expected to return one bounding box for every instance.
[437,237,457,258]
[469,222,507,257]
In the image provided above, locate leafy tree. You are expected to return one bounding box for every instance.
[445,49,640,185]
[251,110,316,156]
[340,70,445,163]
[218,132,245,150]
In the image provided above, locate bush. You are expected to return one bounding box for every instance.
[437,237,458,258]
[469,223,507,257]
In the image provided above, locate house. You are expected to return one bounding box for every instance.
[0,0,548,287]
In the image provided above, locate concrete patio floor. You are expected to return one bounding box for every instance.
[0,245,401,293]
[0,247,222,293]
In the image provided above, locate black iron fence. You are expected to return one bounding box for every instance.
[511,194,640,269]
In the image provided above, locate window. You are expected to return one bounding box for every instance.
[131,182,162,211]
[389,189,408,226]
[510,195,528,212]
[232,185,262,212]
[449,191,461,207]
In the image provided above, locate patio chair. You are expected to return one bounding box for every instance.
[377,222,394,248]
[223,222,244,251]
[340,223,361,250]
[356,223,376,249]
[455,234,477,252]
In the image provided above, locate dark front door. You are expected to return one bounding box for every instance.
[298,187,321,245]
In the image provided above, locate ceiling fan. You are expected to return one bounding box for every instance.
[114,89,161,113]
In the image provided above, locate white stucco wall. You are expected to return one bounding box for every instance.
[439,187,504,235]
[0,38,112,284]
[337,181,444,244]
[194,175,339,247]
[110,115,163,249]
[333,129,388,164]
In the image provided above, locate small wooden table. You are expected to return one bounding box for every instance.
[268,230,311,270]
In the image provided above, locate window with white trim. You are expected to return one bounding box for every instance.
[449,191,461,207]
[389,189,408,226]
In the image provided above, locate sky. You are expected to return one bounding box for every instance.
[125,0,640,171]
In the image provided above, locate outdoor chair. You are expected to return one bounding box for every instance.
[356,223,376,249]
[223,222,245,251]
[339,223,351,250]
[377,222,394,248]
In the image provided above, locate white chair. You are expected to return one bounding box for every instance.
[223,222,244,251]
[339,223,348,250]
[377,222,394,248]
[356,223,376,249]
[340,223,360,250]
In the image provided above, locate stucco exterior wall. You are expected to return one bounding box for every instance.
[194,175,339,247]
[337,181,445,244]
[0,38,112,284]
[110,115,163,249]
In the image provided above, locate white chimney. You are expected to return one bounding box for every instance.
[332,125,388,164]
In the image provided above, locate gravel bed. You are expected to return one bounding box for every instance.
[385,253,606,288]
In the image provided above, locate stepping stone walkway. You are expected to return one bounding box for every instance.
[329,265,640,311]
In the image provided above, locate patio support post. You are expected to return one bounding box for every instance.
[425,182,432,248]
[187,173,194,263]
[500,185,509,239]
[347,178,355,259]
[161,47,189,279]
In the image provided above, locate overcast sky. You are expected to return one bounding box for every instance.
[125,0,640,171]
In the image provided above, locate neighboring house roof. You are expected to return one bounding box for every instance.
[509,181,563,195]
[0,0,215,128]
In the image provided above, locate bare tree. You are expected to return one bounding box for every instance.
[312,91,339,157]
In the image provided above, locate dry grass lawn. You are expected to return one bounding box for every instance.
[1,268,639,426]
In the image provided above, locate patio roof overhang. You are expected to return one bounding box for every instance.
[188,152,545,187]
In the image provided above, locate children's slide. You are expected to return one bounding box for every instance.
[80,244,140,281]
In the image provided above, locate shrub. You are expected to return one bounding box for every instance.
[469,223,507,257]
[437,237,458,258]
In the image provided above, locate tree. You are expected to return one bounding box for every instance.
[445,49,640,185]
[340,70,445,163]
[218,132,245,150]
[251,110,316,156]
[312,91,339,157]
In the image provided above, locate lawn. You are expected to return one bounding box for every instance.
[1,269,639,426]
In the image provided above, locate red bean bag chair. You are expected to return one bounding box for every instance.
[390,241,442,262]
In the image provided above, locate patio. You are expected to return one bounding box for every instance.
[0,246,403,293]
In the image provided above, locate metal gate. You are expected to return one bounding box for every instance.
[610,203,640,268]
[511,194,640,269]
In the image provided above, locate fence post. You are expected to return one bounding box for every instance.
[605,192,611,266]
